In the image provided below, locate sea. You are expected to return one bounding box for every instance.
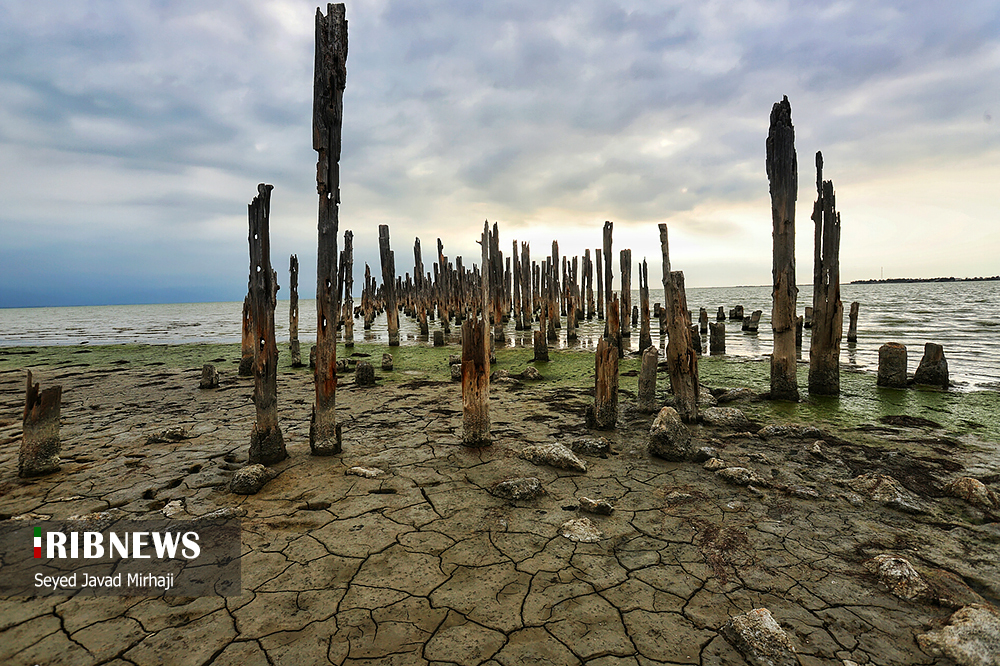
[1,281,998,392]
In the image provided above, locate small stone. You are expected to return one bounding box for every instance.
[865,554,931,601]
[518,366,543,380]
[720,608,799,666]
[570,437,611,457]
[664,491,694,504]
[809,441,825,457]
[693,446,719,463]
[701,407,752,430]
[450,363,462,381]
[448,354,462,366]
[648,406,692,462]
[355,361,376,387]
[716,467,769,487]
[790,486,820,500]
[944,477,1000,512]
[757,424,794,439]
[704,458,728,471]
[146,427,190,444]
[230,464,273,495]
[917,604,1000,666]
[346,466,384,479]
[520,443,587,473]
[578,497,614,515]
[199,364,220,389]
[724,500,746,512]
[560,517,602,542]
[849,473,927,514]
[717,388,756,404]
[381,353,393,371]
[490,477,545,501]
[161,499,187,518]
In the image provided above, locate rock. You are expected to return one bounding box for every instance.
[864,554,930,601]
[161,499,187,518]
[921,568,988,609]
[848,473,927,514]
[704,458,728,471]
[716,467,770,487]
[702,407,752,430]
[648,407,692,462]
[570,437,611,457]
[450,363,462,381]
[560,517,602,543]
[199,364,220,389]
[699,386,719,407]
[448,354,462,366]
[578,497,614,515]
[757,424,795,439]
[789,486,820,500]
[693,446,720,463]
[720,608,799,666]
[944,477,1000,512]
[230,464,273,495]
[913,342,949,388]
[381,353,393,371]
[917,604,1000,666]
[490,477,545,501]
[346,466,384,478]
[518,366,543,380]
[490,369,520,385]
[146,427,191,444]
[717,388,756,404]
[355,361,376,387]
[520,443,587,473]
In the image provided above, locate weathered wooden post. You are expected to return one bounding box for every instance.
[342,230,355,347]
[804,306,813,328]
[637,346,659,414]
[19,371,62,478]
[584,249,595,320]
[747,309,762,333]
[289,254,302,366]
[593,296,620,430]
[847,301,860,343]
[808,151,843,396]
[602,222,614,326]
[913,342,949,388]
[796,316,804,348]
[659,223,698,423]
[414,238,429,336]
[595,248,604,321]
[877,342,908,388]
[638,259,652,352]
[379,224,400,346]
[520,242,532,329]
[462,223,491,445]
[716,306,726,321]
[311,2,347,456]
[239,295,254,376]
[620,249,632,339]
[709,321,726,354]
[247,184,286,465]
[699,308,708,335]
[766,95,800,402]
[690,324,702,354]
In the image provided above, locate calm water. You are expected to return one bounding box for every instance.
[1,282,998,391]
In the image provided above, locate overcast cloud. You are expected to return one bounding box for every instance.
[1,0,998,306]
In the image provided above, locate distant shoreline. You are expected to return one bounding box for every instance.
[849,276,1000,285]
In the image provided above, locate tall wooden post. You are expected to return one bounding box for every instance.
[520,242,532,330]
[638,259,652,352]
[593,293,620,430]
[620,249,632,340]
[19,371,62,478]
[342,230,355,346]
[584,249,595,320]
[637,345,658,414]
[247,184,286,465]
[289,254,302,366]
[462,222,490,446]
[847,301,859,343]
[766,95,799,402]
[602,222,613,323]
[659,223,698,423]
[311,2,347,456]
[379,224,400,346]
[239,295,254,376]
[809,151,843,395]
[415,238,429,336]
[595,248,604,321]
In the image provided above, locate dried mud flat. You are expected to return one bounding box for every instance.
[1,358,999,666]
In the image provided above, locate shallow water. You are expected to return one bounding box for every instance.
[1,281,998,391]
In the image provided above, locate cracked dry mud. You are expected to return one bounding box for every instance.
[1,361,999,666]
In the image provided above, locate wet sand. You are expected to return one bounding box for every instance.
[1,345,999,665]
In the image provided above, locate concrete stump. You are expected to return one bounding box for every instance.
[199,364,220,389]
[637,346,659,414]
[355,360,376,387]
[19,371,62,478]
[877,342,908,388]
[914,342,949,388]
[709,321,726,354]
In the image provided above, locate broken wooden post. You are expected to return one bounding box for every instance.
[239,295,254,376]
[200,364,220,389]
[311,2,348,456]
[690,324,702,355]
[461,223,491,446]
[520,242,532,330]
[637,346,659,414]
[746,309,762,333]
[913,342,949,388]
[877,342,908,388]
[709,321,726,354]
[584,249,595,320]
[592,333,619,429]
[595,248,604,321]
[379,224,400,346]
[808,151,844,396]
[289,254,302,366]
[847,301,860,343]
[19,371,62,478]
[638,259,652,352]
[659,223,698,423]
[414,238,429,337]
[603,222,614,327]
[699,308,708,335]
[766,95,800,402]
[717,306,726,322]
[342,230,355,347]
[729,305,744,321]
[804,306,813,328]
[620,249,632,339]
[247,184,286,465]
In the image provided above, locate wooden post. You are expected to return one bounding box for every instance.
[637,345,658,414]
[289,254,302,366]
[379,224,400,346]
[595,248,604,321]
[602,222,613,325]
[239,294,254,376]
[638,259,652,352]
[709,321,726,354]
[716,306,726,321]
[462,223,491,445]
[847,301,860,343]
[247,184,286,465]
[512,240,523,330]
[584,249,595,320]
[620,249,632,340]
[19,371,62,477]
[593,325,619,430]
[699,308,708,334]
[342,230,354,347]
[658,224,698,423]
[520,242,532,330]
[808,151,843,396]
[877,342,908,388]
[311,2,347,456]
[766,95,800,402]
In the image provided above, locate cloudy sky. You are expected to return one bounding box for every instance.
[1,0,998,307]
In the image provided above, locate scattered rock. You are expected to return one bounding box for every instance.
[848,473,927,514]
[161,499,188,518]
[355,361,376,387]
[716,388,757,404]
[146,427,191,444]
[490,369,520,385]
[789,486,820,500]
[570,437,611,457]
[701,407,752,430]
[720,608,799,666]
[199,364,220,389]
[578,497,614,515]
[381,353,393,371]
[864,554,931,601]
[922,568,988,609]
[520,443,587,473]
[699,386,719,407]
[560,517,602,543]
[880,414,943,429]
[347,466,384,479]
[693,446,720,463]
[944,477,1000,512]
[450,363,462,381]
[664,491,694,504]
[448,355,462,366]
[717,467,770,487]
[913,342,949,388]
[230,464,273,495]
[490,477,545,501]
[809,441,825,458]
[704,458,728,471]
[648,407,692,462]
[518,366,543,380]
[917,604,1000,666]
